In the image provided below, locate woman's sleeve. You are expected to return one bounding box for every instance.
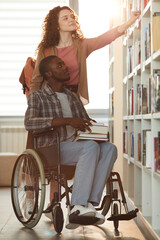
[30,49,45,92]
[85,26,124,56]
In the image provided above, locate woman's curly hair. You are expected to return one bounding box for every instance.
[37,6,84,51]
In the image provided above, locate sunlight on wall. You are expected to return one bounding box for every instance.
[79,0,118,109]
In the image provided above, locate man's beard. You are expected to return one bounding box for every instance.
[52,73,70,82]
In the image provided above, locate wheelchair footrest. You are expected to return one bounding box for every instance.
[107,208,139,221]
[69,213,98,225]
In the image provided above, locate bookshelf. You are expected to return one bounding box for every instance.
[109,0,160,238]
[109,42,115,143]
[108,0,123,175]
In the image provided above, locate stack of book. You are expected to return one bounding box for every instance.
[75,123,109,141]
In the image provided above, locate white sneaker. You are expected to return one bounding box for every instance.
[88,203,105,225]
[70,205,96,217]
[23,198,34,219]
[65,205,95,230]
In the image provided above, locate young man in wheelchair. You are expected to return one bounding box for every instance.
[24,55,118,229]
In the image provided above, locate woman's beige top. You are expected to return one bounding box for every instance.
[30,26,123,105]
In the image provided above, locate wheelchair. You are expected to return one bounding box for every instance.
[11,128,138,236]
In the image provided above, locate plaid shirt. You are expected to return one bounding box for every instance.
[24,84,90,147]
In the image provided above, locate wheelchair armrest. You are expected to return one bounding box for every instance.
[32,127,58,138]
[32,127,60,149]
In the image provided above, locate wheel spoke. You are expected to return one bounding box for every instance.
[11,150,45,229]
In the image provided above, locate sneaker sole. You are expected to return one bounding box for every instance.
[65,223,80,229]
[94,218,105,225]
[94,213,105,225]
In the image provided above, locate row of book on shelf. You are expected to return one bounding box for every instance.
[144,12,160,57]
[127,12,160,75]
[128,69,160,115]
[127,0,151,15]
[123,127,160,174]
[126,0,156,16]
[127,23,150,75]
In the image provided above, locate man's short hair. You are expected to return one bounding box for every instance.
[39,55,57,78]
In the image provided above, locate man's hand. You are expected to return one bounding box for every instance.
[69,118,92,132]
[52,118,92,132]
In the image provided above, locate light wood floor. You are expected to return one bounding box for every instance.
[0,187,146,240]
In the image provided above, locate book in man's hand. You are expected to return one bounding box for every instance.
[74,122,109,141]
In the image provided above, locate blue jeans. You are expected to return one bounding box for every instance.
[60,140,117,206]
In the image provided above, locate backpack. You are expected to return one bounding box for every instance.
[19,48,51,98]
[19,57,35,98]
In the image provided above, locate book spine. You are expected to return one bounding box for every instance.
[146,131,152,168]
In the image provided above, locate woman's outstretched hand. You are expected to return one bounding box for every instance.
[129,10,141,25]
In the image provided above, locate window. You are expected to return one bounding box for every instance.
[0,0,113,115]
[0,0,69,116]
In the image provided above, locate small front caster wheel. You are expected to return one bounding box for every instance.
[53,205,64,234]
[113,203,119,236]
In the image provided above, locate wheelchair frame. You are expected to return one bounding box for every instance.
[11,128,138,235]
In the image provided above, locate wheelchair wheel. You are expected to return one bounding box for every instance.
[101,180,112,216]
[113,203,119,231]
[11,149,46,229]
[53,205,64,234]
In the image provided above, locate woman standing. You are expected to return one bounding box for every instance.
[30,6,140,104]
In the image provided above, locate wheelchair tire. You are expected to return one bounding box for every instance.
[113,203,119,231]
[101,180,112,216]
[11,149,46,229]
[53,205,64,234]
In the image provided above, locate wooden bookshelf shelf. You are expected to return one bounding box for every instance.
[153,112,160,119]
[143,166,152,175]
[109,57,115,68]
[123,153,128,159]
[135,160,142,169]
[128,72,134,79]
[142,1,151,17]
[142,113,152,119]
[152,49,160,60]
[130,156,135,164]
[133,64,141,75]
[135,115,142,119]
[109,0,160,238]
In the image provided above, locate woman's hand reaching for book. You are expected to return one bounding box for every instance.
[117,10,141,34]
[129,10,141,25]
